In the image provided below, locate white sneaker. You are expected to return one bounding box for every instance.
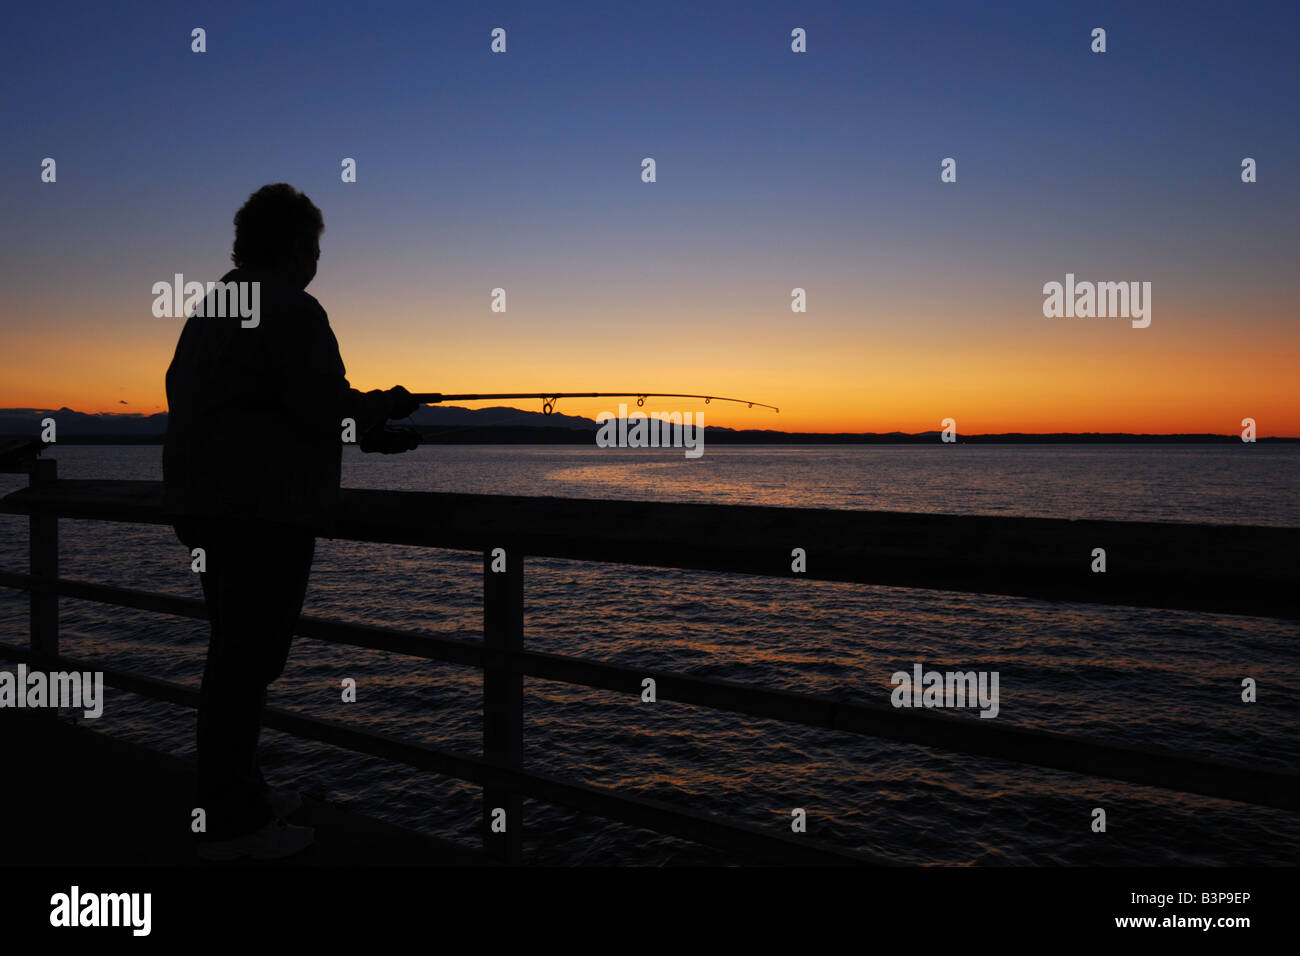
[197,819,315,862]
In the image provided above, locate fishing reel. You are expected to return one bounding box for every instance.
[359,424,421,454]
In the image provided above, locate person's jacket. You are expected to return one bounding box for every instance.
[163,268,389,532]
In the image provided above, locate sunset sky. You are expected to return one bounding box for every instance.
[2,0,1297,434]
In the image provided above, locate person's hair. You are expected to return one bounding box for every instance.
[231,183,324,269]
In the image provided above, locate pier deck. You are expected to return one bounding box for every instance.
[0,710,489,866]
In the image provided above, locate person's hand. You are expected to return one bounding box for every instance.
[359,425,421,454]
[385,385,421,419]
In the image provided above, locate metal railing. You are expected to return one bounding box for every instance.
[2,444,1298,864]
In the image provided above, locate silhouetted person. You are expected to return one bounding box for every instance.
[163,183,420,861]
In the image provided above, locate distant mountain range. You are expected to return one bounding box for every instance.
[0,406,1292,443]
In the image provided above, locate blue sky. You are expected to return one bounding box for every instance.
[2,0,1297,431]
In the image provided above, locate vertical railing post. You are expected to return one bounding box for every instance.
[29,457,58,661]
[483,546,524,862]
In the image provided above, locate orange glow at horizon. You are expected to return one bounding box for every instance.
[4,303,1298,437]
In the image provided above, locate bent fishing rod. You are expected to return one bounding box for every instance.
[409,392,780,415]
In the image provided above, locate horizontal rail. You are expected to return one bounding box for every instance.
[0,643,871,865]
[2,480,1297,619]
[0,438,43,474]
[3,571,1298,812]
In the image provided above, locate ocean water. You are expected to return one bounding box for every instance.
[1,444,1297,865]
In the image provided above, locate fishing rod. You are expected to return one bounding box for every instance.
[409,392,780,415]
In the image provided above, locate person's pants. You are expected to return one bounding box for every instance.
[175,518,316,839]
